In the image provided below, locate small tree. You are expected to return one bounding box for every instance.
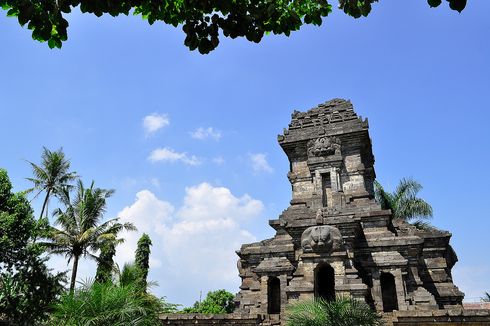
[135,233,152,291]
[183,289,235,314]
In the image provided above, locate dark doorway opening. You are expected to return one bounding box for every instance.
[315,264,335,301]
[268,276,281,314]
[380,272,398,312]
[322,173,331,207]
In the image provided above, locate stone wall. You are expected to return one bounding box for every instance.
[390,309,490,326]
[159,314,260,325]
[159,310,490,326]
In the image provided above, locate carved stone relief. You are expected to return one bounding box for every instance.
[301,225,342,253]
[308,136,341,157]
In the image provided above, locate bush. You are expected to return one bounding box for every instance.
[286,297,383,326]
[49,282,164,325]
[182,289,235,314]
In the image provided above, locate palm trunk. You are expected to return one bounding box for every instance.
[69,255,79,294]
[39,189,50,220]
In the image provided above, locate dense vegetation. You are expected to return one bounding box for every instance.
[0,0,467,53]
[0,168,65,325]
[0,148,173,324]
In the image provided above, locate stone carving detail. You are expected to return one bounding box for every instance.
[301,225,342,253]
[287,171,298,183]
[308,136,341,157]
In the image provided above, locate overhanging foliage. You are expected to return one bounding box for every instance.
[1,0,467,54]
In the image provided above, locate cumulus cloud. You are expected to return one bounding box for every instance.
[190,127,222,141]
[249,153,274,173]
[148,147,201,166]
[114,183,262,306]
[143,113,169,135]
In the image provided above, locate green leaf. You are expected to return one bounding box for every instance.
[6,8,19,17]
[428,0,442,7]
[448,0,466,12]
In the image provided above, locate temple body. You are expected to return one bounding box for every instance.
[235,99,463,321]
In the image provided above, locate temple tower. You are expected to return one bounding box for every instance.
[235,99,463,323]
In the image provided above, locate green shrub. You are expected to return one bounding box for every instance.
[182,289,235,314]
[286,297,383,326]
[50,282,163,325]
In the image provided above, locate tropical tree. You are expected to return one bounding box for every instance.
[43,179,136,293]
[374,177,433,227]
[0,168,65,325]
[117,262,144,288]
[27,147,78,219]
[286,297,382,326]
[135,233,152,292]
[95,241,116,284]
[1,0,467,54]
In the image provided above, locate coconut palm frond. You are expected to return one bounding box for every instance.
[26,147,78,219]
[399,198,433,221]
[374,180,394,211]
[44,179,135,293]
[374,177,433,225]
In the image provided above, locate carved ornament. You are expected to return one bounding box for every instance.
[301,225,342,253]
[308,136,341,157]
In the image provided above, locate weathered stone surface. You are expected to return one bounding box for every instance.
[159,314,261,325]
[300,225,342,253]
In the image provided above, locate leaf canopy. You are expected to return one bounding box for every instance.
[0,0,467,54]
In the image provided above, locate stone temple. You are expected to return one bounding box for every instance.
[161,99,490,326]
[234,99,463,319]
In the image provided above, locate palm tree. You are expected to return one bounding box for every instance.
[286,297,382,326]
[27,147,78,219]
[43,180,136,293]
[482,292,490,302]
[374,177,433,227]
[50,281,164,326]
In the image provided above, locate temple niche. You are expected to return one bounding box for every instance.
[234,99,464,323]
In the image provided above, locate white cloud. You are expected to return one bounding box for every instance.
[178,183,264,222]
[115,190,175,268]
[143,113,169,135]
[212,156,225,165]
[114,183,262,306]
[249,153,274,173]
[190,127,222,141]
[148,147,201,166]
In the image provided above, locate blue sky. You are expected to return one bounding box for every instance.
[1,1,489,306]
